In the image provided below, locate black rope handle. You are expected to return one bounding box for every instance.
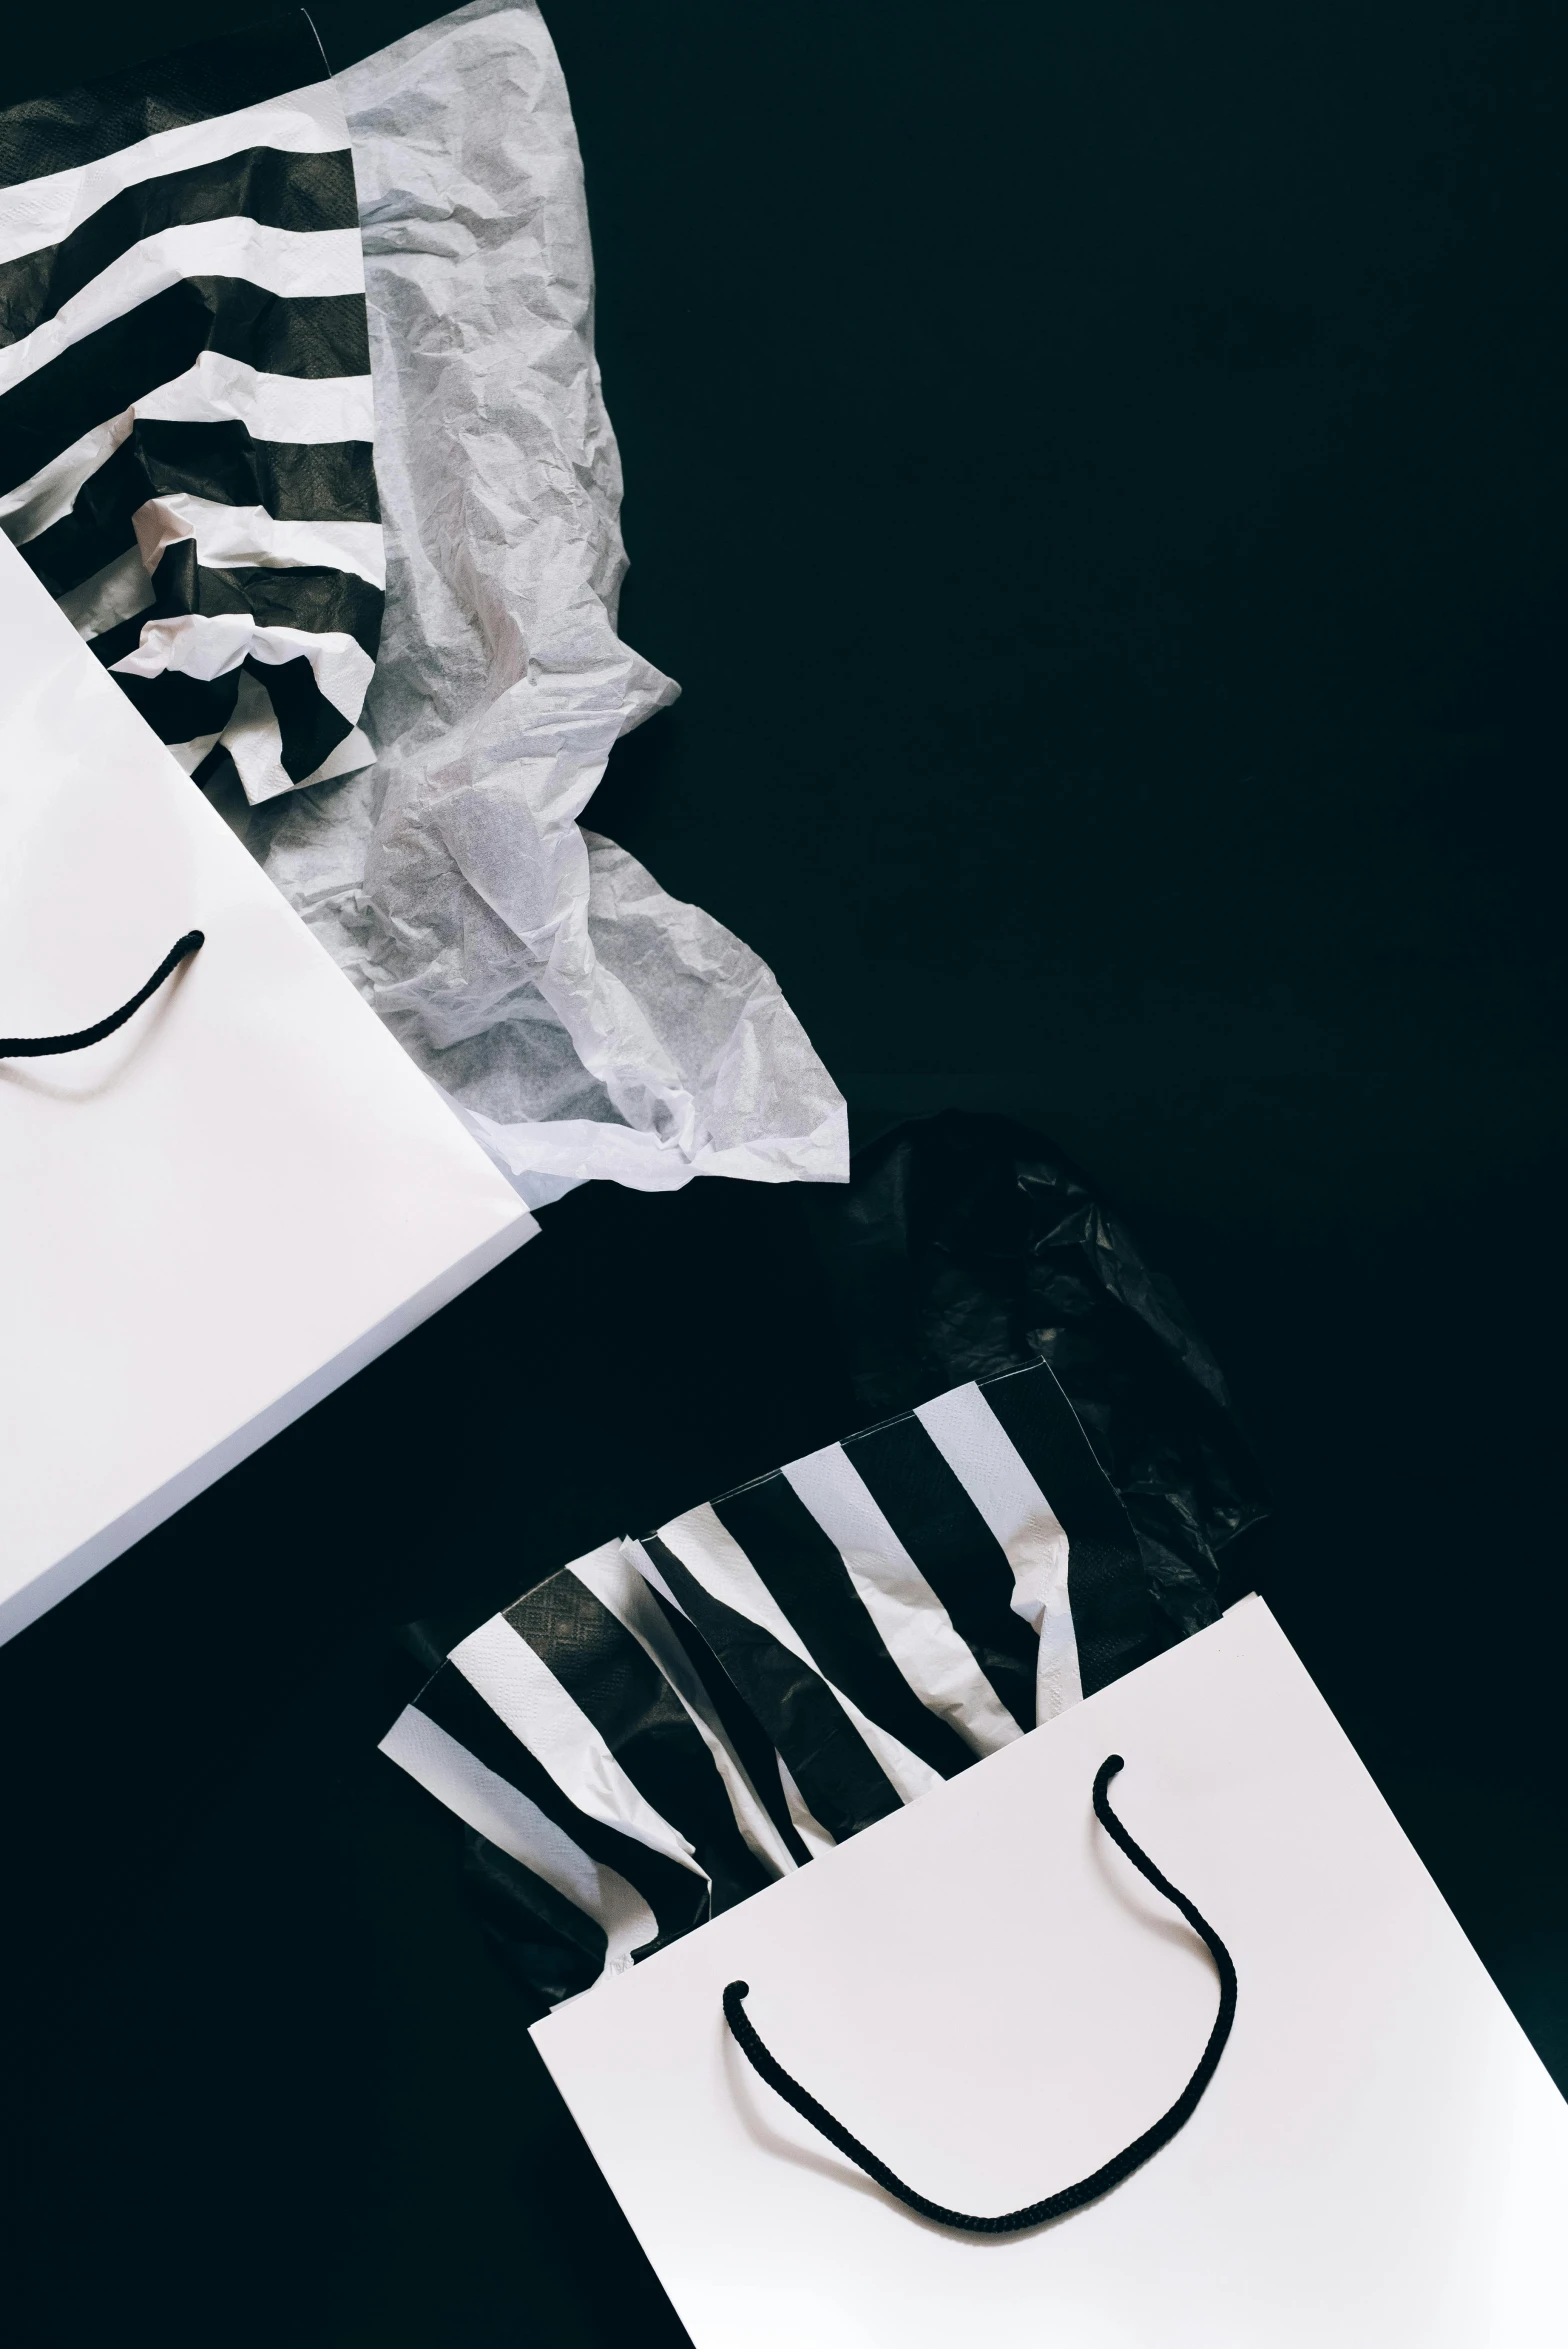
[722,1754,1237,2235]
[0,931,204,1059]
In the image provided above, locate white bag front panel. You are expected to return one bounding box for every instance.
[534,1598,1568,2348]
[0,535,534,1639]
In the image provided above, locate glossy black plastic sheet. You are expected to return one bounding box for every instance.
[804,1112,1270,1645]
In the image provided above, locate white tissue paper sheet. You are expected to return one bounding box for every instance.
[227,0,846,1207]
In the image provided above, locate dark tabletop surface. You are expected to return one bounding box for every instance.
[3,5,1565,2342]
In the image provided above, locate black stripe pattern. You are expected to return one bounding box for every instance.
[380,1362,1159,2008]
[0,26,342,187]
[500,1573,773,1917]
[843,1412,1040,1733]
[411,1657,712,1960]
[640,1533,907,1848]
[0,148,359,348]
[0,16,382,803]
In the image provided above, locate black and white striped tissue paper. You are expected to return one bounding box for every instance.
[382,1360,1157,2006]
[0,18,381,803]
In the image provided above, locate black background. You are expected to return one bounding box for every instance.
[3,4,1566,2342]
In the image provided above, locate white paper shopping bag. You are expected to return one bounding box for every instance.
[0,531,535,1643]
[533,1598,1568,2348]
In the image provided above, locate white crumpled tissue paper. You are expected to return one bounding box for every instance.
[223,0,846,1207]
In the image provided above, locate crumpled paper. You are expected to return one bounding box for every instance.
[224,0,845,1205]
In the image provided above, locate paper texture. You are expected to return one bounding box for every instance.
[0,532,534,1642]
[230,0,846,1205]
[535,1599,1568,2347]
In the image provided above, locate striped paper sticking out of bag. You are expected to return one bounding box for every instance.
[0,18,382,805]
[381,1362,1158,2005]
